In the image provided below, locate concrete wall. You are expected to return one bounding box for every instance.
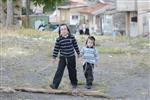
[138,12,150,36]
[137,0,150,11]
[69,8,82,25]
[113,12,126,34]
[102,14,113,34]
[50,7,84,24]
[129,12,138,37]
[137,0,150,36]
[59,9,70,23]
[116,0,137,11]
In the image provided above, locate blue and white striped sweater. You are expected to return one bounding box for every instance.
[80,47,98,64]
[52,35,80,58]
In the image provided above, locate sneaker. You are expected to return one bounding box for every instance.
[49,84,57,89]
[85,85,91,89]
[72,87,78,96]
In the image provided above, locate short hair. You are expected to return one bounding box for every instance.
[86,36,96,46]
[58,24,71,36]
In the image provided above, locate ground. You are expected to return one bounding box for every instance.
[0,29,150,100]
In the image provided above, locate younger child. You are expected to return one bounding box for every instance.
[80,36,98,89]
[50,24,80,89]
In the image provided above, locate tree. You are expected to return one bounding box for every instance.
[0,0,6,26]
[24,0,68,28]
[6,0,13,28]
[0,0,68,28]
[26,0,30,28]
[32,0,68,12]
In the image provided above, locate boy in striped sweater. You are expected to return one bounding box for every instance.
[80,36,98,89]
[50,24,80,89]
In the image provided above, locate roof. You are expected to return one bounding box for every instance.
[58,1,87,9]
[92,5,117,15]
[70,0,84,3]
[79,3,107,14]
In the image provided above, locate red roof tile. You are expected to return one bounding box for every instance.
[79,3,107,14]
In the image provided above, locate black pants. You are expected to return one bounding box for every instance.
[83,62,94,86]
[79,30,84,35]
[52,56,77,88]
[85,28,90,35]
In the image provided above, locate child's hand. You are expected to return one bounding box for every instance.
[52,58,57,64]
[77,54,81,58]
[77,54,80,58]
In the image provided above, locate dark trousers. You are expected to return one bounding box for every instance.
[79,30,84,35]
[52,56,77,88]
[83,62,94,86]
[85,28,90,35]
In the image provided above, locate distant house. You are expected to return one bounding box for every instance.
[116,0,150,37]
[49,1,119,35]
[49,1,87,25]
[79,2,118,34]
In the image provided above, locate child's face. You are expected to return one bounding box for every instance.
[87,39,94,47]
[60,25,68,37]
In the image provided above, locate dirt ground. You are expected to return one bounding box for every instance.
[0,31,149,100]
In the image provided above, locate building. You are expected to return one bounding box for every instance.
[79,3,107,34]
[79,2,119,35]
[116,0,150,37]
[49,1,87,25]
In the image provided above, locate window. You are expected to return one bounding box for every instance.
[72,15,78,20]
[131,16,137,22]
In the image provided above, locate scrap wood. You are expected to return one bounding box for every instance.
[0,86,111,99]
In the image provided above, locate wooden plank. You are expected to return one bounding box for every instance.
[0,86,111,99]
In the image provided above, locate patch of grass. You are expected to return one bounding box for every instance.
[127,54,150,76]
[96,36,113,42]
[129,37,150,49]
[78,80,85,85]
[0,46,36,57]
[17,28,57,40]
[97,47,129,54]
[1,28,58,41]
[128,61,150,76]
[138,55,150,70]
[0,47,6,56]
[94,81,110,93]
[1,28,149,54]
[139,62,150,70]
[96,35,129,42]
